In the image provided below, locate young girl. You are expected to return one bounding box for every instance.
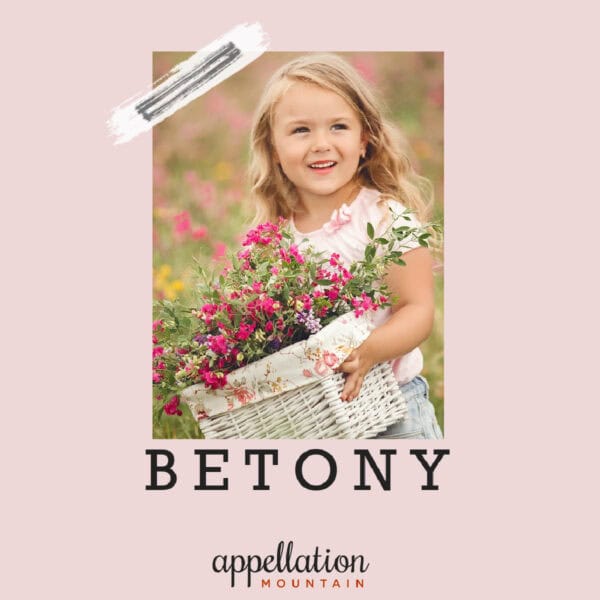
[248,54,442,439]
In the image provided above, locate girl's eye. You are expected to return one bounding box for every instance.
[292,126,309,134]
[331,123,348,130]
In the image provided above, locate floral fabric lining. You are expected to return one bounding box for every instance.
[182,313,375,419]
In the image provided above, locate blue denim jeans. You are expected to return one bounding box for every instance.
[374,376,443,439]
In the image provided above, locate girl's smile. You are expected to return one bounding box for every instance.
[308,159,336,174]
[271,81,366,211]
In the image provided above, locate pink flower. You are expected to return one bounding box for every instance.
[351,55,378,85]
[323,351,338,367]
[351,292,377,317]
[192,226,208,240]
[164,396,183,416]
[184,170,200,187]
[208,335,228,355]
[298,294,312,310]
[314,360,329,376]
[233,387,254,405]
[152,346,164,358]
[259,297,280,317]
[242,222,283,247]
[237,248,251,260]
[200,370,227,390]
[302,369,313,378]
[326,287,340,302]
[212,242,227,260]
[236,322,255,341]
[288,244,305,264]
[173,211,191,235]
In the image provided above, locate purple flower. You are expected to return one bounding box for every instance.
[296,310,322,334]
[268,338,282,351]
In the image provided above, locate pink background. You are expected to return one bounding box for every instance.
[4,1,598,598]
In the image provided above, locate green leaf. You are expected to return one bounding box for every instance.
[367,222,375,240]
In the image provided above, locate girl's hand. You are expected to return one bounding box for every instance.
[337,347,375,402]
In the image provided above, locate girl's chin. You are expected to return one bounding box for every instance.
[298,185,354,203]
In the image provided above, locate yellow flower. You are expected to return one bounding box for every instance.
[157,264,172,279]
[213,161,233,181]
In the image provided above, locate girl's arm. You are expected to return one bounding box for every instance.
[338,246,435,401]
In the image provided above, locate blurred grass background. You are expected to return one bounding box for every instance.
[152,52,444,438]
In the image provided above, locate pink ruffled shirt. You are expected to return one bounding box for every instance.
[290,187,424,385]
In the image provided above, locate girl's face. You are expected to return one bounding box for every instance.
[271,81,366,206]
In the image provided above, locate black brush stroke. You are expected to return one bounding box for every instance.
[136,42,241,121]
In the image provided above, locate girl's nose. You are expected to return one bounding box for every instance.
[311,131,330,152]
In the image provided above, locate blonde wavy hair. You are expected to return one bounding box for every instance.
[248,53,433,226]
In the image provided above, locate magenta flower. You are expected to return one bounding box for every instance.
[236,322,256,341]
[208,335,229,355]
[212,241,227,260]
[152,214,431,411]
[288,244,305,264]
[192,226,208,240]
[164,396,183,416]
[173,211,191,235]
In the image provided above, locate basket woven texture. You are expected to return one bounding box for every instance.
[196,361,406,439]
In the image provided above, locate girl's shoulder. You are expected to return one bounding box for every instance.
[354,188,419,232]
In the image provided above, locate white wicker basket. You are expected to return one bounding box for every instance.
[180,313,407,439]
[186,361,406,439]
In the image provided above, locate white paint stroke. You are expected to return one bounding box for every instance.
[107,22,269,144]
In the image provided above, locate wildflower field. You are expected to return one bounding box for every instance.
[153,52,444,438]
